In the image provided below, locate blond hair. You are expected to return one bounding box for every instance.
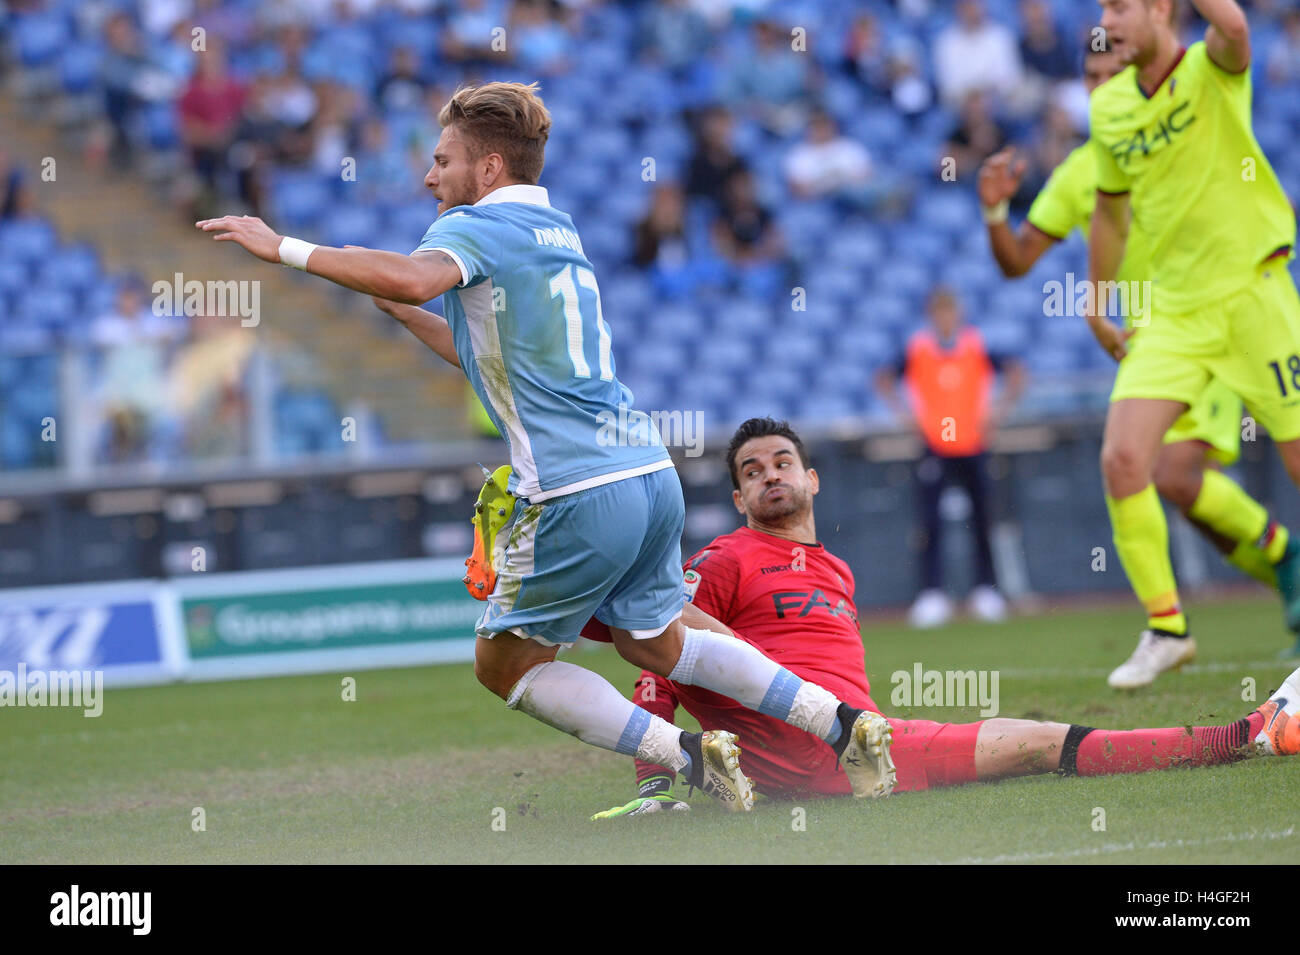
[1146,0,1177,27]
[438,82,552,184]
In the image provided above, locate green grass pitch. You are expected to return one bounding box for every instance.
[3,596,1296,864]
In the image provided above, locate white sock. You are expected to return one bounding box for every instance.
[669,627,843,741]
[507,661,686,771]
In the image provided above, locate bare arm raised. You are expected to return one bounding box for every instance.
[194,215,464,305]
[978,148,1058,279]
[1192,0,1251,73]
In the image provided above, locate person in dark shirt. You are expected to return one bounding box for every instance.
[0,151,33,219]
[1018,0,1074,81]
[100,12,150,167]
[685,106,749,205]
[375,46,427,113]
[711,169,785,297]
[712,169,781,263]
[632,183,706,299]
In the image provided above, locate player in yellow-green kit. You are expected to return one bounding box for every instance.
[1086,0,1300,684]
[978,32,1292,688]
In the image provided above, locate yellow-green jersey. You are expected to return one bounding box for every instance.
[1028,142,1243,464]
[1089,41,1296,315]
[1026,141,1151,289]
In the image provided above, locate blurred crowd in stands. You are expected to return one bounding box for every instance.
[2,0,1299,472]
[0,209,260,468]
[87,281,253,464]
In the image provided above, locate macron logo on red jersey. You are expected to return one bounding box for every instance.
[759,545,807,575]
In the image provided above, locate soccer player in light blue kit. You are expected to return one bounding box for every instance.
[197,81,893,811]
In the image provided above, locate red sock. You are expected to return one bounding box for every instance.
[1072,713,1264,776]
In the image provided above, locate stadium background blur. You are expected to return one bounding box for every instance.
[2,0,1300,610]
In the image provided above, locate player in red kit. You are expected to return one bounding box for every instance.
[589,418,1300,817]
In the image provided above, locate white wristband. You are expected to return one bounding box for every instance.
[981,199,1010,225]
[278,236,318,270]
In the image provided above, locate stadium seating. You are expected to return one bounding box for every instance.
[0,212,344,471]
[4,0,1299,475]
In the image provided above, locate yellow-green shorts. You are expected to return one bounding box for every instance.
[1160,378,1242,465]
[1111,262,1300,444]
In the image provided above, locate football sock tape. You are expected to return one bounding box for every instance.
[1059,724,1096,776]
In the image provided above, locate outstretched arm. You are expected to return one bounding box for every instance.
[195,215,463,305]
[1191,0,1251,73]
[978,148,1058,278]
[987,220,1058,279]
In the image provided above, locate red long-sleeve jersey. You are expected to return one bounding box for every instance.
[636,525,881,797]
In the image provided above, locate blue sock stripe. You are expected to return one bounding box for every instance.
[757,669,802,721]
[615,706,653,756]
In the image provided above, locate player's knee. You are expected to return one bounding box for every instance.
[618,638,674,677]
[473,654,512,699]
[1100,440,1149,492]
[474,646,532,700]
[613,622,683,677]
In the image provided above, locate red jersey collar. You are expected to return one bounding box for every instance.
[1138,46,1186,99]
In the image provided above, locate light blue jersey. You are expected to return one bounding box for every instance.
[415,185,671,502]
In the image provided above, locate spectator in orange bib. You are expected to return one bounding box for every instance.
[877,286,1025,628]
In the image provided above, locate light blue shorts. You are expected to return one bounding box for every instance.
[476,466,686,646]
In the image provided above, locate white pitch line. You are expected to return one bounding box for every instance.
[983,660,1296,680]
[933,827,1296,865]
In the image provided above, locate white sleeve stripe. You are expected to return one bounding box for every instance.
[427,246,470,287]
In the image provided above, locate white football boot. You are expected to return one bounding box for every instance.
[968,585,1008,623]
[680,730,754,812]
[835,707,897,799]
[1107,630,1197,689]
[1253,665,1300,756]
[908,588,953,629]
